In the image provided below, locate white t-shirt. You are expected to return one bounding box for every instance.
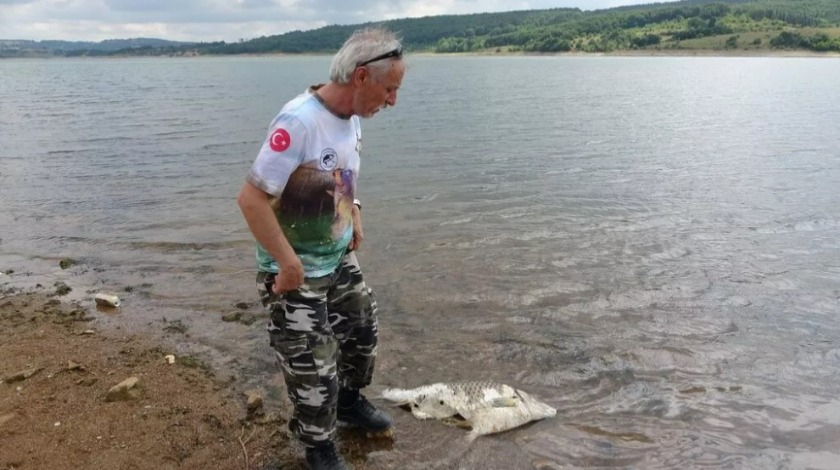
[247,88,362,277]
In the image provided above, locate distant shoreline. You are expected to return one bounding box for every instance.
[416,49,840,58]
[3,49,839,60]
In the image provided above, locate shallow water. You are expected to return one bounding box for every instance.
[1,55,839,469]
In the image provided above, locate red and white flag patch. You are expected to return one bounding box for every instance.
[269,128,291,152]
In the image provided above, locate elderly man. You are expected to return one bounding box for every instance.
[237,28,405,470]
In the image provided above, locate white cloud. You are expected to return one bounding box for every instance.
[0,0,678,42]
[3,19,321,42]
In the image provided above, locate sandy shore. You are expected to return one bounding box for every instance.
[0,282,390,469]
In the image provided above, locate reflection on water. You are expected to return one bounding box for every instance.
[2,56,840,469]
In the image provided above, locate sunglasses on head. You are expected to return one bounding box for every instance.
[356,48,403,67]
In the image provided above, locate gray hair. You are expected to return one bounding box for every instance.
[329,27,403,84]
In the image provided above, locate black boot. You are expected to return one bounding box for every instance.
[337,388,394,432]
[305,441,350,470]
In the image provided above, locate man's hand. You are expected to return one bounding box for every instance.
[237,182,305,293]
[274,255,305,293]
[348,204,364,251]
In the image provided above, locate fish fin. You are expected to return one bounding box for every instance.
[454,421,474,430]
[490,397,519,408]
[442,416,473,429]
[396,402,413,412]
[381,388,415,403]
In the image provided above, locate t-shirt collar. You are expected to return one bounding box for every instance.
[309,84,352,120]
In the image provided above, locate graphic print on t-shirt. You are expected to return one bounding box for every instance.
[274,165,356,252]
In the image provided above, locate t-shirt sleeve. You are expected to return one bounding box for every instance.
[246,115,307,197]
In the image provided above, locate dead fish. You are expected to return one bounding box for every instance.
[382,381,556,440]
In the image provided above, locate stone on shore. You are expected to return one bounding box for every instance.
[222,312,242,322]
[105,377,142,402]
[245,390,264,417]
[3,367,44,383]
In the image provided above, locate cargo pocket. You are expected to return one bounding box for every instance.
[365,287,379,321]
[271,336,320,388]
[351,286,378,325]
[257,272,280,308]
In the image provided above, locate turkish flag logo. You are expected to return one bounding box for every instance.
[269,128,291,152]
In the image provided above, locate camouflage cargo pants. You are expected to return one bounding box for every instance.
[256,251,379,447]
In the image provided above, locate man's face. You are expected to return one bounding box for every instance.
[353,60,405,119]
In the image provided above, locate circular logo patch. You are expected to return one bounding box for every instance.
[320,148,338,170]
[269,128,291,152]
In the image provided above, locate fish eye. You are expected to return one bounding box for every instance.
[413,403,419,408]
[439,400,445,405]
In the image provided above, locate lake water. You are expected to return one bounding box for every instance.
[1,55,839,469]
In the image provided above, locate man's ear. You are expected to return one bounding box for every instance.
[353,66,369,86]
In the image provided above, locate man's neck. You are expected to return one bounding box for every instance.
[313,83,354,119]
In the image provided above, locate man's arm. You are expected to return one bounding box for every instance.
[349,200,364,251]
[237,181,304,292]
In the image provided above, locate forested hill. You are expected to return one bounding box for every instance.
[0,38,194,58]
[204,0,840,54]
[4,0,840,57]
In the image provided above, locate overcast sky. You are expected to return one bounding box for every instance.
[0,0,679,43]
